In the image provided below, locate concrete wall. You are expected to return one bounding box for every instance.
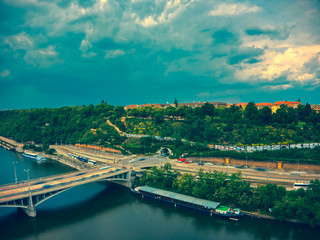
[187,157,320,173]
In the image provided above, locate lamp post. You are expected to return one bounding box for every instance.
[13,161,18,184]
[24,169,31,194]
[297,158,300,182]
[24,169,30,183]
[245,155,248,178]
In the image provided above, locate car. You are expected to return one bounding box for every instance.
[185,161,190,164]
[42,184,52,188]
[198,162,204,165]
[100,166,111,170]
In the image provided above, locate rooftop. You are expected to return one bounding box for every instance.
[138,186,220,209]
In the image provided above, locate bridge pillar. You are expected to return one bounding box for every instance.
[23,195,37,217]
[127,169,132,189]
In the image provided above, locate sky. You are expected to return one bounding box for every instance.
[0,0,319,109]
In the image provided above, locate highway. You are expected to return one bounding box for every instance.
[45,145,320,190]
[170,161,320,189]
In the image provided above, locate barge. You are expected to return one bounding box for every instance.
[132,186,242,219]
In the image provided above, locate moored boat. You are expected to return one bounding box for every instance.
[23,151,46,162]
[132,186,242,219]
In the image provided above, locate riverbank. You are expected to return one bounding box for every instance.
[0,136,90,171]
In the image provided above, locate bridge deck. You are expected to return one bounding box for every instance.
[0,166,129,204]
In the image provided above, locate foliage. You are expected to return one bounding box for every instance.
[136,164,320,225]
[0,102,319,161]
[0,103,125,148]
[187,147,320,163]
[125,103,320,147]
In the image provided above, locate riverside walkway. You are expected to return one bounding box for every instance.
[0,166,131,217]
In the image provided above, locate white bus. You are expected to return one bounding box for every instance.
[293,183,309,190]
[88,160,97,165]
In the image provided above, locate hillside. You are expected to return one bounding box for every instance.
[0,102,319,160]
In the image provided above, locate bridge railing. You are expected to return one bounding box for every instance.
[0,170,81,188]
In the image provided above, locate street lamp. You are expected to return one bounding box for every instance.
[297,158,300,181]
[24,169,30,183]
[24,169,31,194]
[13,161,18,184]
[246,155,248,177]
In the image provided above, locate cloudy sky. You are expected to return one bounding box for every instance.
[0,0,319,109]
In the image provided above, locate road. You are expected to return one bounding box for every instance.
[53,145,319,190]
[0,166,128,203]
[170,161,320,189]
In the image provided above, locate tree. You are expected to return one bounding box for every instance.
[273,105,289,124]
[113,106,126,118]
[258,184,286,211]
[305,103,312,117]
[259,106,272,124]
[174,98,178,108]
[202,102,217,117]
[244,102,259,122]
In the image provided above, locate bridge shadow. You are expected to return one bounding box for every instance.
[0,183,132,240]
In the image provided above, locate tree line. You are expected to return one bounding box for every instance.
[0,101,319,159]
[125,102,320,145]
[0,103,126,149]
[135,163,320,226]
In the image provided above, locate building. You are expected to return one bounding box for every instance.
[256,103,273,110]
[272,101,301,113]
[141,103,167,108]
[126,100,304,113]
[311,104,320,113]
[235,103,248,109]
[273,101,301,108]
[209,102,227,108]
[125,104,140,110]
[178,102,204,108]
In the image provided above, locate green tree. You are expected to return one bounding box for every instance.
[244,102,259,122]
[202,102,217,117]
[174,98,178,108]
[259,106,272,124]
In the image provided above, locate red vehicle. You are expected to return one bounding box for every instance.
[185,161,190,164]
[179,158,185,162]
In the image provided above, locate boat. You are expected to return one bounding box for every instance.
[22,151,46,162]
[132,186,242,219]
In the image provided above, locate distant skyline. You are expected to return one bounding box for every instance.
[1,0,319,109]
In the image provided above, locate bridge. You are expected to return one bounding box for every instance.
[0,138,16,151]
[0,166,132,217]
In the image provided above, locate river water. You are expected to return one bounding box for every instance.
[0,148,319,240]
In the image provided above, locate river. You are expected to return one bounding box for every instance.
[0,148,319,240]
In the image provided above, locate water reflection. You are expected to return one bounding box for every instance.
[1,149,320,240]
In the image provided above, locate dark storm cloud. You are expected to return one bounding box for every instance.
[245,26,291,40]
[227,47,264,65]
[212,29,240,45]
[0,0,319,109]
